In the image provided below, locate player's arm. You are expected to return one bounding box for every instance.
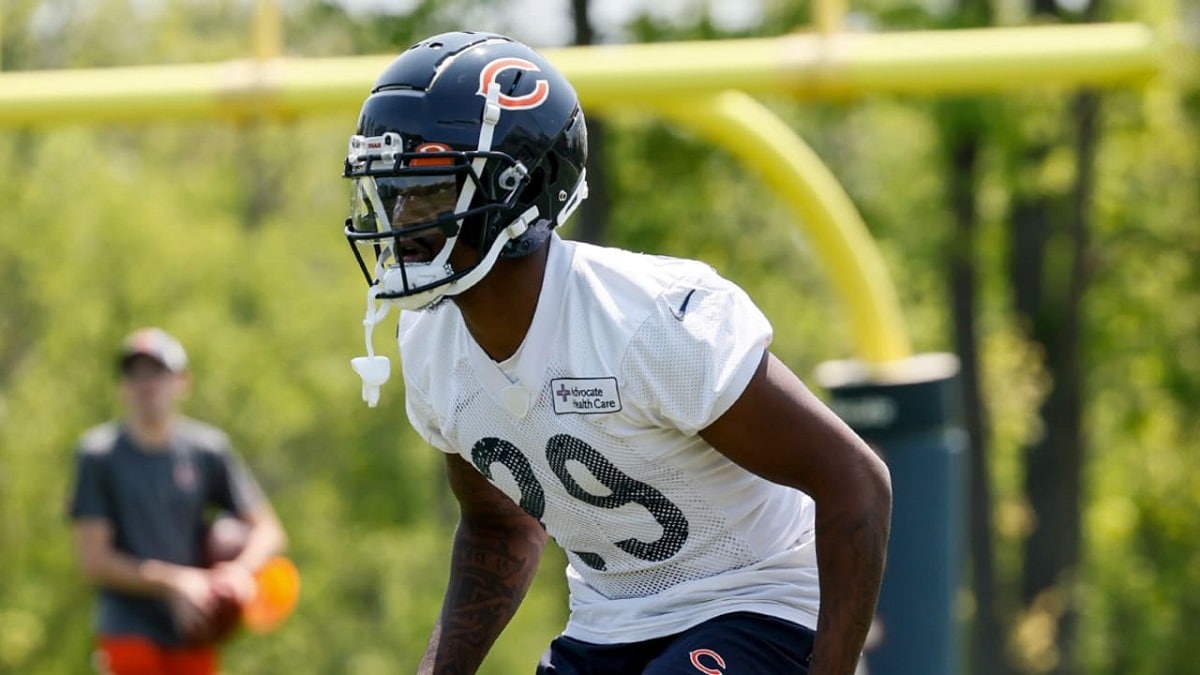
[230,504,287,572]
[207,448,289,601]
[418,453,548,675]
[72,518,220,635]
[210,503,288,604]
[699,350,892,675]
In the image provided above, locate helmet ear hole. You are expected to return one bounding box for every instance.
[518,165,547,205]
[543,152,561,185]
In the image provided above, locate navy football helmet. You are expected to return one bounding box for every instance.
[343,31,589,310]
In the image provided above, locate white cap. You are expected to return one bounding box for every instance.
[119,327,188,373]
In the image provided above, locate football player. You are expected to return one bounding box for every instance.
[343,31,891,675]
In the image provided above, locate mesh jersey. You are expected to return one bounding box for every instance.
[399,234,819,643]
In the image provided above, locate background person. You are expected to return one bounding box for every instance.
[68,327,287,675]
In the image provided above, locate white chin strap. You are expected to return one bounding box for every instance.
[350,285,392,407]
[377,203,536,310]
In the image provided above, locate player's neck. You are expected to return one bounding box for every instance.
[125,413,177,450]
[454,242,551,362]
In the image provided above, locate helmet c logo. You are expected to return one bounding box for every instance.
[411,142,453,167]
[478,57,551,110]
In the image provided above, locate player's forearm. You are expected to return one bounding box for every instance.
[233,515,288,573]
[418,518,547,675]
[809,467,892,675]
[80,548,187,598]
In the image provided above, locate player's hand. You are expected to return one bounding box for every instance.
[210,560,257,604]
[165,566,220,638]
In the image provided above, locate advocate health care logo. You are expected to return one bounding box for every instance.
[551,377,621,415]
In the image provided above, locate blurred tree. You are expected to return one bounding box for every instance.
[999,3,1103,673]
[928,0,1011,673]
[568,0,611,245]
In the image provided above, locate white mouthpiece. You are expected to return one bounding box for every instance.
[351,355,391,407]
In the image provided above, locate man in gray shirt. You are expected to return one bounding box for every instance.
[68,327,287,675]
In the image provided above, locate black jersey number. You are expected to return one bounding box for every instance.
[469,434,689,570]
[470,437,545,520]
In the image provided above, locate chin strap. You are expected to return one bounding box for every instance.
[350,285,392,407]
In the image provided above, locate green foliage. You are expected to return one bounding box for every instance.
[1074,52,1200,672]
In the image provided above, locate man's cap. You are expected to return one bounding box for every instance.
[119,327,188,374]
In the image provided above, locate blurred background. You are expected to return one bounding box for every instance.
[0,0,1196,673]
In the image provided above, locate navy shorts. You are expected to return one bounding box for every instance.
[536,612,814,674]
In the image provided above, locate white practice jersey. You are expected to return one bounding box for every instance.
[398,234,819,644]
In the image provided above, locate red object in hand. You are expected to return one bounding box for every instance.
[182,590,243,646]
[204,516,249,567]
[182,516,248,645]
[186,515,300,641]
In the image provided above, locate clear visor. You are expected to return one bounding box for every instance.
[349,174,460,238]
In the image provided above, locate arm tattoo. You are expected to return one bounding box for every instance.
[808,505,890,675]
[420,519,545,675]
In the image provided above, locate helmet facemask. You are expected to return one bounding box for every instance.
[343,131,535,311]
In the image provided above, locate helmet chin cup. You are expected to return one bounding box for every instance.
[381,262,454,296]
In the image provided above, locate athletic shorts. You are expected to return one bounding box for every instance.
[93,636,218,675]
[537,611,815,674]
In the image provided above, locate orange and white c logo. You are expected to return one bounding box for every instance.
[477,57,551,110]
[411,142,453,167]
[689,648,726,675]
